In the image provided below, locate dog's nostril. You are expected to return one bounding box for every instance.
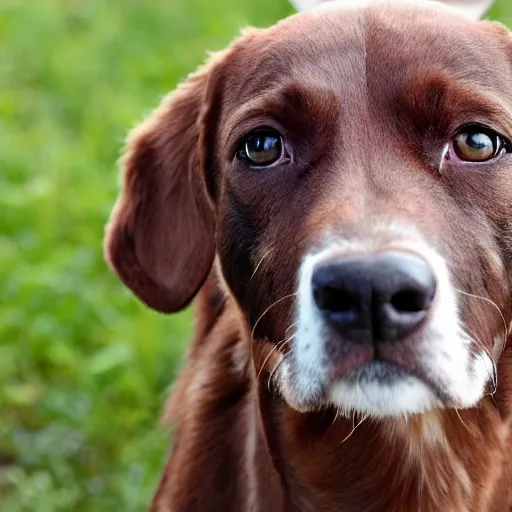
[390,289,431,313]
[313,286,358,313]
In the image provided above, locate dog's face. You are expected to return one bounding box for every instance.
[106,1,512,418]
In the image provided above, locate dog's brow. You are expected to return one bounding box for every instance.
[457,91,512,136]
[224,84,331,148]
[395,74,512,138]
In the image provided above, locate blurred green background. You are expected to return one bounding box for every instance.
[1,0,511,510]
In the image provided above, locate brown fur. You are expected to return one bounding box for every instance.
[105,4,512,511]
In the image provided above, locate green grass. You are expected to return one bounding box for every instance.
[1,1,511,510]
[0,1,292,510]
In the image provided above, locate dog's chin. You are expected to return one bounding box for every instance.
[327,361,443,418]
[279,354,493,418]
[278,360,446,418]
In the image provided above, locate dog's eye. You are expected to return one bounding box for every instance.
[452,126,504,162]
[237,129,283,167]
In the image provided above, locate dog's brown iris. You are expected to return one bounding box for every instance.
[238,129,282,166]
[453,129,499,162]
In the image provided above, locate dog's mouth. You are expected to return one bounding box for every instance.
[316,325,453,406]
[332,358,450,404]
[344,360,408,385]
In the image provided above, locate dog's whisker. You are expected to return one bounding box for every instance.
[330,409,341,430]
[286,321,298,334]
[455,288,508,356]
[485,391,500,411]
[257,334,296,382]
[459,306,504,409]
[249,250,272,283]
[267,344,293,393]
[267,364,281,394]
[251,293,298,341]
[454,408,470,431]
[340,414,367,444]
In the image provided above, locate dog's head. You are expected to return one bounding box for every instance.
[105,0,512,418]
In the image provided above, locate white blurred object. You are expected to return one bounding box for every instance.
[289,0,495,21]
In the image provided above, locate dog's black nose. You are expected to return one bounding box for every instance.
[312,251,436,344]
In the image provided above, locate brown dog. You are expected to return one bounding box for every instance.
[105,0,512,510]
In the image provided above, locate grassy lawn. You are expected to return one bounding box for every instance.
[1,0,511,510]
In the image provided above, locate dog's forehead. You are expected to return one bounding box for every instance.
[222,5,510,103]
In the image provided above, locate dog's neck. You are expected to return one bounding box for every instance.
[257,389,509,511]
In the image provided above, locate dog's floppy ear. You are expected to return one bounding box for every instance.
[104,56,222,313]
[289,0,495,21]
